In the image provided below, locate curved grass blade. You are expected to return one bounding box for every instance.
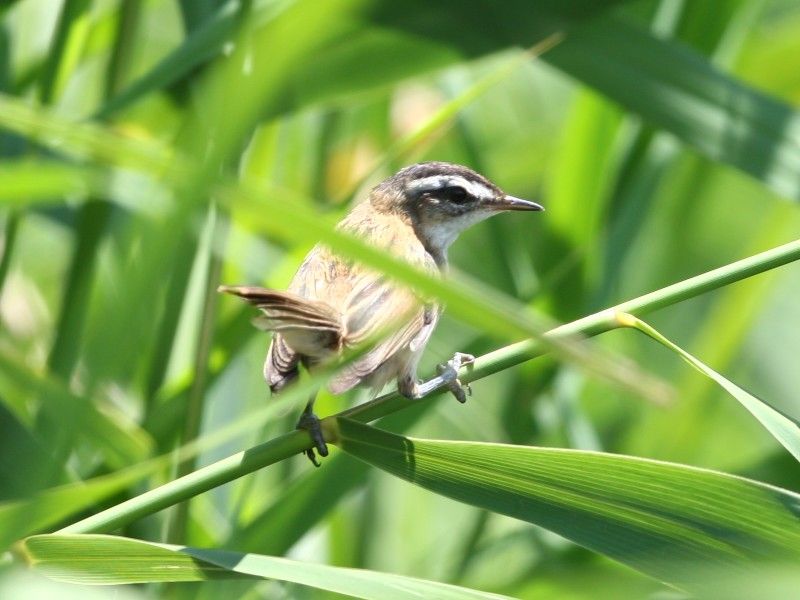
[334,418,800,594]
[20,534,512,599]
[0,94,177,174]
[0,462,159,552]
[618,313,800,463]
[38,0,91,105]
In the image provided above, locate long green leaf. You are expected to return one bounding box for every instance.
[335,418,800,594]
[38,0,91,105]
[0,463,158,552]
[21,534,512,599]
[0,95,175,173]
[545,16,800,201]
[620,313,800,463]
[227,405,429,555]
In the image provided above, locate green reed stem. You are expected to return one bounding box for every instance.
[59,237,800,534]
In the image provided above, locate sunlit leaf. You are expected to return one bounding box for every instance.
[21,534,512,599]
[335,418,800,594]
[545,16,800,201]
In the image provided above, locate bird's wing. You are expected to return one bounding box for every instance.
[218,285,342,356]
[265,334,299,393]
[267,209,441,395]
[323,235,440,394]
[219,282,344,392]
[329,302,438,394]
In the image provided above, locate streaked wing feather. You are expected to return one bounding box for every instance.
[265,334,299,392]
[329,308,429,394]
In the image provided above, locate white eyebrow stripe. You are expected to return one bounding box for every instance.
[407,175,495,200]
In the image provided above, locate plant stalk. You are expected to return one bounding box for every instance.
[59,238,800,534]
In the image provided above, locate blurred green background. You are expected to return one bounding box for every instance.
[1,0,800,597]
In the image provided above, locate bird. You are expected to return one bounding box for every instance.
[219,161,543,464]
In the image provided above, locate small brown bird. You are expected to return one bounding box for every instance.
[220,162,543,463]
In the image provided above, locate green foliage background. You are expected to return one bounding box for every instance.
[1,0,800,598]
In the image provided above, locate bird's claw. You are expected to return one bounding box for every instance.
[437,352,475,404]
[296,410,329,467]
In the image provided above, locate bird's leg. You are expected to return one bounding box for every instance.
[296,395,328,467]
[399,352,475,404]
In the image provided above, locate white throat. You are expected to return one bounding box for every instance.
[418,208,494,266]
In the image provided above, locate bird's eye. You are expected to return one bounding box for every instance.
[443,186,469,204]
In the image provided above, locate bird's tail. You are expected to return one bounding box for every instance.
[218,285,342,355]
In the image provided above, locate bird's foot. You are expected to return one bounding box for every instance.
[399,352,475,402]
[296,410,329,467]
[436,352,475,404]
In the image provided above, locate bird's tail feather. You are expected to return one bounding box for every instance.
[218,285,342,355]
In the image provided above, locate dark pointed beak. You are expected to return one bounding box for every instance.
[494,195,545,212]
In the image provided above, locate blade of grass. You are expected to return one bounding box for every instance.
[45,0,158,391]
[142,228,198,411]
[20,533,512,599]
[95,2,240,119]
[544,15,800,201]
[334,418,800,595]
[539,88,623,321]
[0,22,21,300]
[0,209,19,298]
[177,0,229,34]
[92,0,800,204]
[226,403,430,555]
[167,208,229,543]
[45,200,111,378]
[104,0,142,100]
[629,205,797,462]
[618,313,800,463]
[0,94,177,174]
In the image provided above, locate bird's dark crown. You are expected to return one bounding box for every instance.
[382,161,501,195]
[371,161,503,216]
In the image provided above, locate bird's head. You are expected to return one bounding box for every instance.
[371,161,543,253]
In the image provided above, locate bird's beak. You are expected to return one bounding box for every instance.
[494,195,545,212]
